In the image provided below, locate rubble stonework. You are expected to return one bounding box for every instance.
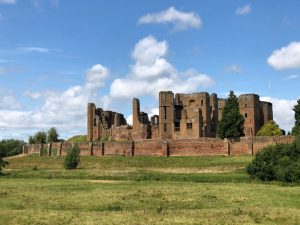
[87,91,273,141]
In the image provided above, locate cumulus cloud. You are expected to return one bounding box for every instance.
[138,7,202,31]
[0,64,109,140]
[0,0,16,4]
[109,36,215,100]
[235,3,252,16]
[225,64,242,74]
[0,94,21,110]
[261,97,298,132]
[267,42,300,70]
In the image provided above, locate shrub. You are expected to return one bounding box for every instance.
[247,136,300,183]
[0,148,8,175]
[64,144,80,170]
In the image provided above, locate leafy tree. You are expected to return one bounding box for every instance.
[64,144,80,170]
[217,91,244,139]
[257,120,282,136]
[247,136,300,183]
[28,136,35,144]
[0,139,25,157]
[292,99,300,136]
[47,127,59,143]
[0,147,8,175]
[34,131,47,144]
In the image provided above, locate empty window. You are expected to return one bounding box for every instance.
[174,122,180,132]
[164,124,167,132]
[245,113,248,118]
[245,104,247,108]
[164,106,167,119]
[187,123,192,129]
[94,118,97,126]
[201,100,204,106]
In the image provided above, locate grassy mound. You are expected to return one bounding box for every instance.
[67,135,87,143]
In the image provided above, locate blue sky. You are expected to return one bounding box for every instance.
[0,0,300,140]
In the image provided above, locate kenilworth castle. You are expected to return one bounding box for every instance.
[87,91,273,141]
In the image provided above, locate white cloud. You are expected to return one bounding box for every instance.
[138,7,202,32]
[0,94,21,110]
[24,91,41,100]
[235,3,252,16]
[0,0,16,4]
[261,97,298,132]
[284,74,299,80]
[18,47,62,54]
[85,64,109,89]
[0,67,24,75]
[109,36,215,100]
[0,64,109,140]
[225,64,242,74]
[267,42,300,70]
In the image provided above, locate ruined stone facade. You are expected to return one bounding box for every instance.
[87,91,273,141]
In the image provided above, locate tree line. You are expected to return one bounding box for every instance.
[28,127,60,144]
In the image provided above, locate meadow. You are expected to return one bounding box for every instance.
[1,155,300,225]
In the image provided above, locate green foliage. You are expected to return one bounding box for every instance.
[33,131,47,144]
[47,127,59,143]
[0,139,25,157]
[217,91,244,139]
[247,136,300,183]
[0,147,8,174]
[67,135,87,143]
[292,99,300,136]
[257,120,282,136]
[64,144,80,170]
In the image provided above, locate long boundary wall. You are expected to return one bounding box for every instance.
[23,136,294,157]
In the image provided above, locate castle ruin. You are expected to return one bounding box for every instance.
[87,91,273,141]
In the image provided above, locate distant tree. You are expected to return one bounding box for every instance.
[28,136,35,144]
[0,147,8,175]
[34,131,47,144]
[257,120,283,136]
[0,139,25,157]
[292,99,300,136]
[64,144,80,170]
[281,129,286,136]
[217,91,244,139]
[47,127,59,143]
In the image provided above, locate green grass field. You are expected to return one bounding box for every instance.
[1,155,300,224]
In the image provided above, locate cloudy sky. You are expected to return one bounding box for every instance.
[0,0,299,141]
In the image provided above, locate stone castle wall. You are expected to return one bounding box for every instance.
[24,136,294,157]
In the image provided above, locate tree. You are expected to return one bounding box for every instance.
[0,147,8,175]
[292,99,300,136]
[217,91,244,139]
[64,144,80,170]
[247,136,300,183]
[47,127,59,143]
[28,136,35,144]
[257,120,282,136]
[0,139,25,157]
[34,131,47,144]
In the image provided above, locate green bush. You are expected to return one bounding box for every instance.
[247,136,300,183]
[64,144,80,170]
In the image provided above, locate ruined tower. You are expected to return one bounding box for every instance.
[159,91,174,139]
[239,94,261,136]
[210,93,218,138]
[87,103,96,142]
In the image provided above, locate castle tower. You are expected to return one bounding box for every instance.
[260,101,273,127]
[87,103,96,142]
[239,94,261,136]
[210,93,218,138]
[159,91,174,139]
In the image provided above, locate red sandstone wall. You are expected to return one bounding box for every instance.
[134,140,164,156]
[169,138,226,156]
[24,136,295,157]
[228,137,251,155]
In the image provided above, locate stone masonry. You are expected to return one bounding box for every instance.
[87,91,273,141]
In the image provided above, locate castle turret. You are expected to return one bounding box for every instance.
[159,91,174,139]
[87,103,96,141]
